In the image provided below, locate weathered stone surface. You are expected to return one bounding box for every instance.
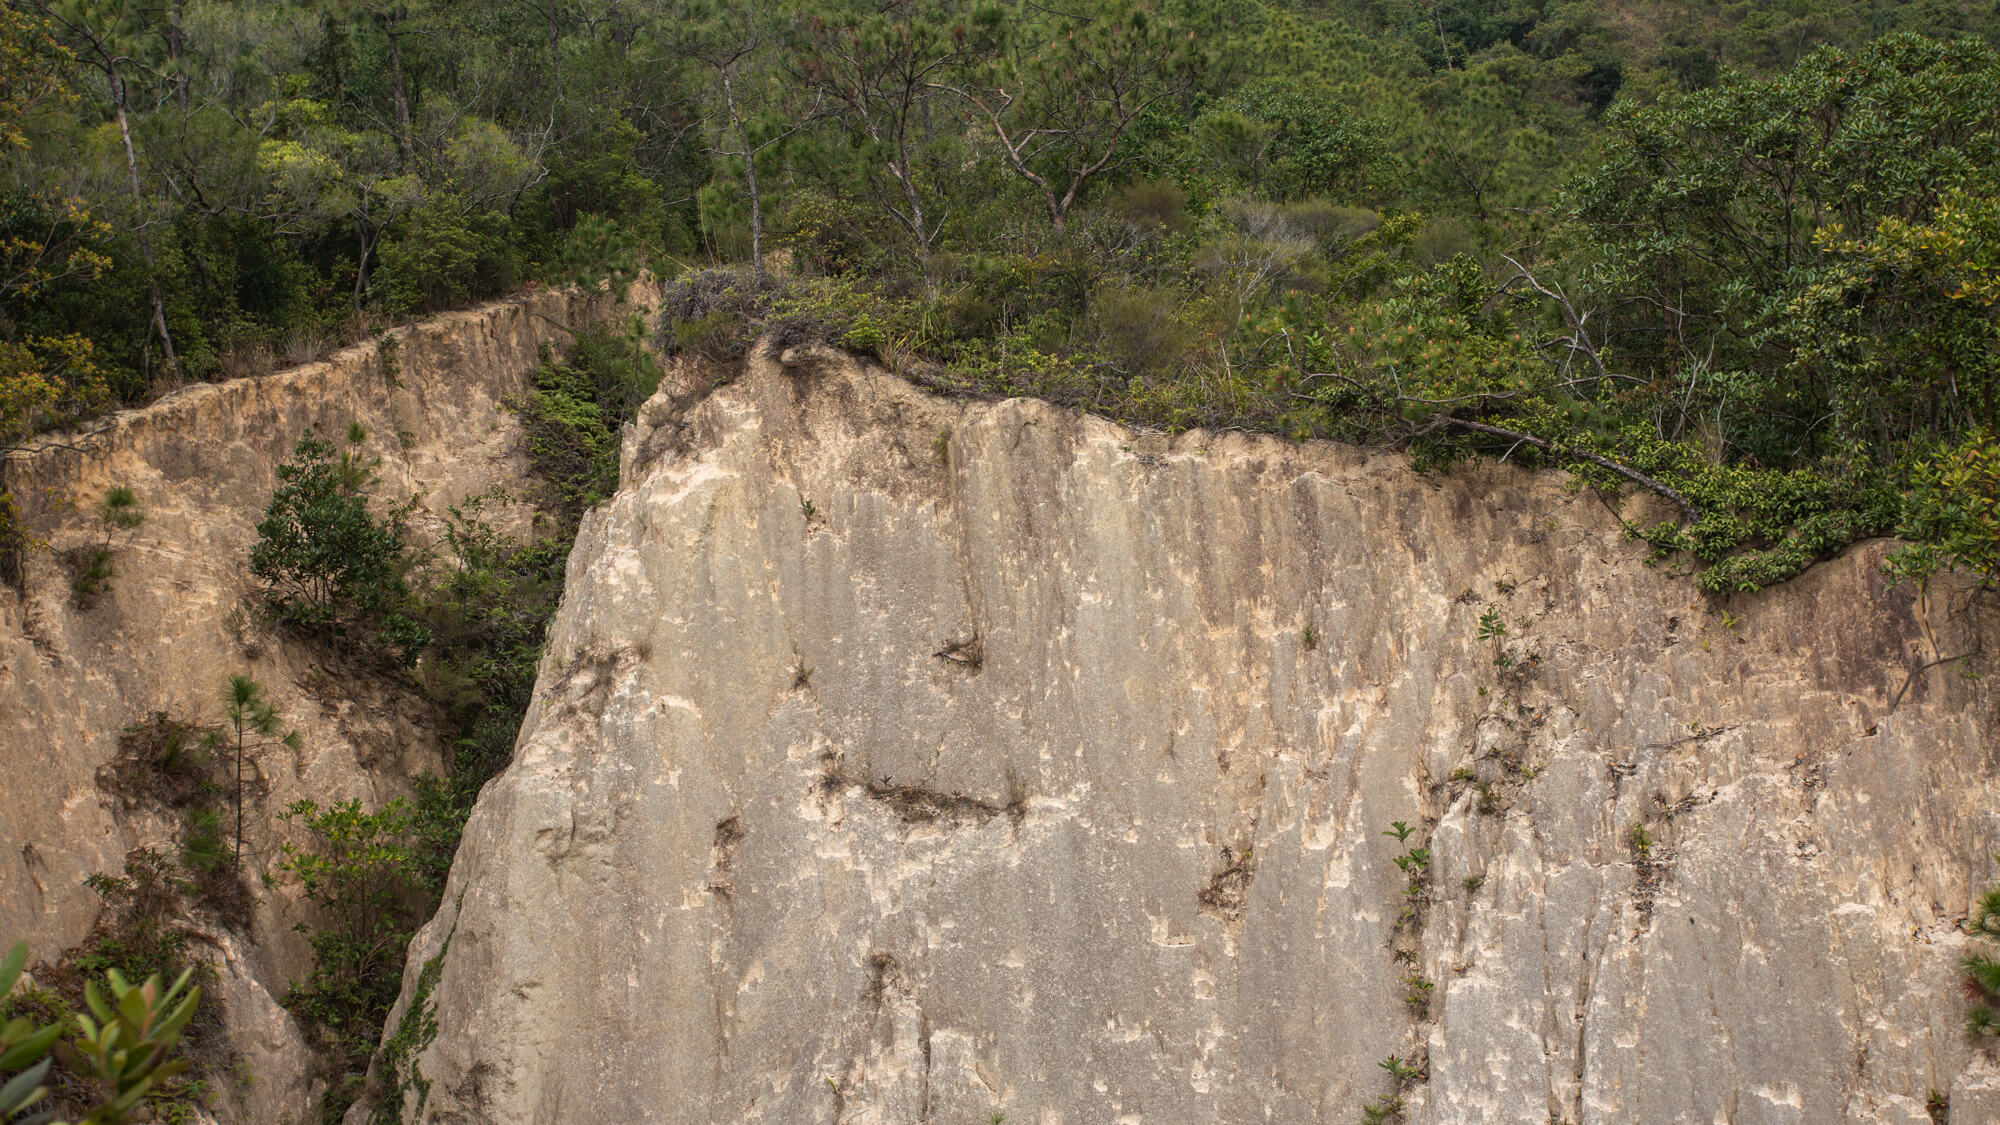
[381,344,1998,1123]
[0,286,653,1120]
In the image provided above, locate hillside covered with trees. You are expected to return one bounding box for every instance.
[3,3,2000,1120]
[3,0,1998,587]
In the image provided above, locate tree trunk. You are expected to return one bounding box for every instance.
[722,69,764,282]
[112,81,182,384]
[354,221,376,309]
[168,0,187,109]
[382,13,415,168]
[233,725,244,866]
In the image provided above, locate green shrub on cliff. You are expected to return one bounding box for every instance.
[250,430,429,665]
[276,799,428,1119]
[1965,883,2000,1041]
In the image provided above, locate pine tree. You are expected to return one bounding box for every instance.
[220,674,299,867]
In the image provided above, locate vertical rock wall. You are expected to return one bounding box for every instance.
[380,345,2000,1124]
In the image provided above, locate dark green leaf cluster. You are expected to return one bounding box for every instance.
[1966,886,2000,1041]
[249,431,428,665]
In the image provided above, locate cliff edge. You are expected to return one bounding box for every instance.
[377,342,1998,1124]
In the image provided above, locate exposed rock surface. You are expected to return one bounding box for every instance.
[1,286,652,1122]
[379,345,2000,1124]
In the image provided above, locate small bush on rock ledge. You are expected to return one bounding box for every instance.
[249,430,428,666]
[1964,882,2000,1042]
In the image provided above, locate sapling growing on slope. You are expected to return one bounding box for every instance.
[221,674,299,867]
[68,486,144,607]
[1964,881,2000,1042]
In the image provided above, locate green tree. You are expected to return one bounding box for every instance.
[948,0,1200,231]
[663,0,823,281]
[34,0,185,381]
[1567,32,2000,465]
[249,429,428,663]
[220,674,299,867]
[789,0,990,262]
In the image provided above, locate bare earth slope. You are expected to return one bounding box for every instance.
[1,286,650,1122]
[381,343,1998,1124]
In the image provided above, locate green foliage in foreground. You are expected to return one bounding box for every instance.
[1,938,201,1125]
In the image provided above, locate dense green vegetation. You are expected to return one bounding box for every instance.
[250,428,428,662]
[0,0,1994,590]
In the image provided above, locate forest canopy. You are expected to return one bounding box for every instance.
[3,0,1999,590]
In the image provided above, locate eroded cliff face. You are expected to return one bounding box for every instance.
[380,344,2000,1124]
[0,287,651,1122]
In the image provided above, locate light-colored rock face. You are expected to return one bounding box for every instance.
[385,346,1998,1125]
[1,287,652,1121]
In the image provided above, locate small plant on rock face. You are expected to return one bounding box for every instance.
[376,334,401,388]
[1477,607,1510,667]
[1627,824,1652,860]
[222,675,299,868]
[1401,974,1434,1013]
[935,633,984,670]
[98,487,144,539]
[1378,1054,1422,1084]
[1384,821,1414,843]
[1963,880,2000,1043]
[1302,623,1319,651]
[68,486,146,607]
[1361,1094,1403,1124]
